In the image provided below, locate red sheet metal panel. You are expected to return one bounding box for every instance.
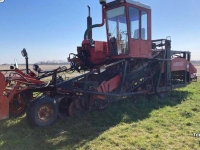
[171,58,188,71]
[94,41,104,52]
[82,40,108,65]
[0,72,9,120]
[189,62,197,73]
[0,96,9,120]
[171,58,197,73]
[97,74,121,93]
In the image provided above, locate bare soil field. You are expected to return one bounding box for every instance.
[0,64,69,70]
[0,64,82,79]
[0,64,199,78]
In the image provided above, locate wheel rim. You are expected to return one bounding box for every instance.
[37,104,54,123]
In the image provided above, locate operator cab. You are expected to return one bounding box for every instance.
[105,0,151,58]
[71,0,152,71]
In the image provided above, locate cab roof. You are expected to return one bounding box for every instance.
[125,0,151,9]
[106,0,151,10]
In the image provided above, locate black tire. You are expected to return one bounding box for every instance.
[58,97,72,119]
[27,95,58,127]
[68,101,85,117]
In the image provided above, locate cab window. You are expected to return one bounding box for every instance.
[129,7,139,39]
[141,10,148,40]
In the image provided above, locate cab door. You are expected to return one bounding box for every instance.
[140,10,151,58]
[128,7,151,58]
[128,7,141,57]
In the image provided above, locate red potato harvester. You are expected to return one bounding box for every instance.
[0,0,197,127]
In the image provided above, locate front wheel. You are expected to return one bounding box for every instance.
[27,95,58,127]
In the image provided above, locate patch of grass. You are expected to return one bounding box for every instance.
[1,81,200,149]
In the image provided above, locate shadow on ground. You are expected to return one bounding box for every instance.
[0,90,191,150]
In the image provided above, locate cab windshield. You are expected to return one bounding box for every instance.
[106,6,128,55]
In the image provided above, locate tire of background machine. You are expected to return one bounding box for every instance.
[68,101,77,117]
[155,90,170,99]
[58,97,71,119]
[26,95,58,127]
[68,101,85,117]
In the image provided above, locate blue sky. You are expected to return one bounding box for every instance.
[0,0,199,64]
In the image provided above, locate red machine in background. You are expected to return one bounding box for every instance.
[0,64,43,120]
[0,0,197,127]
[0,49,68,120]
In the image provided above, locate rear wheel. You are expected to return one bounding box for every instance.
[27,95,58,127]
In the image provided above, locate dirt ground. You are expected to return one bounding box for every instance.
[0,64,82,79]
[0,64,69,70]
[0,63,199,78]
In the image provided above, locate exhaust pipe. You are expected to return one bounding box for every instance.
[87,6,92,39]
[84,6,105,40]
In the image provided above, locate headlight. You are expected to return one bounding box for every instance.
[21,48,28,57]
